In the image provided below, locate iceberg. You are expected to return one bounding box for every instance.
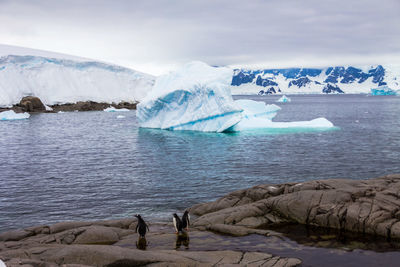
[0,110,30,121]
[137,62,243,132]
[228,99,334,131]
[277,95,291,103]
[104,106,130,112]
[370,86,398,96]
[137,61,335,133]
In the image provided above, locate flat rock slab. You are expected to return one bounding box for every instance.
[0,220,300,267]
[191,174,400,240]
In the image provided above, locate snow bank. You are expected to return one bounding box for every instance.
[104,106,130,112]
[0,110,30,121]
[0,45,154,107]
[277,95,291,103]
[137,61,243,132]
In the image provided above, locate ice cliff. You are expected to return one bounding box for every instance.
[0,45,154,107]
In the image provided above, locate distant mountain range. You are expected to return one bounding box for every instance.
[230,65,400,95]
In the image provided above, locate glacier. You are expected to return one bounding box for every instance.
[137,62,336,133]
[137,62,243,132]
[0,110,30,121]
[277,95,291,103]
[0,45,154,107]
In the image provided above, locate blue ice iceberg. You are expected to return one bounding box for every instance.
[370,86,398,96]
[0,110,30,121]
[277,95,291,103]
[137,62,335,133]
[137,62,243,132]
[228,99,333,132]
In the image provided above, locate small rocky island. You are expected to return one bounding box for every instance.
[0,96,137,114]
[1,174,400,266]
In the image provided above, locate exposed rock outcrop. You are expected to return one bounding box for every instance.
[191,174,400,240]
[19,96,46,112]
[0,218,301,267]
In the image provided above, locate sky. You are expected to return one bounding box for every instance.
[0,0,399,75]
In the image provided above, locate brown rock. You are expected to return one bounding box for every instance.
[19,96,46,112]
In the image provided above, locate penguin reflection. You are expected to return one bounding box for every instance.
[136,237,148,250]
[175,232,190,249]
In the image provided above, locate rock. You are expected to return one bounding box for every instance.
[0,229,33,242]
[19,96,46,112]
[72,226,120,245]
[192,174,400,240]
[0,220,301,267]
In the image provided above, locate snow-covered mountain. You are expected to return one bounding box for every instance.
[0,44,155,107]
[230,65,400,95]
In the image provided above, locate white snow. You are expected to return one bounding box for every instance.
[277,95,291,103]
[0,110,30,120]
[104,106,130,112]
[137,61,243,132]
[44,104,53,111]
[0,44,155,107]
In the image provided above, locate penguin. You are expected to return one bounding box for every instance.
[173,213,183,234]
[134,214,149,238]
[181,210,190,231]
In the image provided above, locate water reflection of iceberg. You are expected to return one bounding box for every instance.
[137,62,336,133]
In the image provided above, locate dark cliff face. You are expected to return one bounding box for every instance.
[232,65,387,94]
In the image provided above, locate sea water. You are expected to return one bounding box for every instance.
[0,94,399,231]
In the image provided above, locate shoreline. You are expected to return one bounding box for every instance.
[1,174,400,266]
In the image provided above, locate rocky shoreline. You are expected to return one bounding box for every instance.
[1,174,400,266]
[0,96,137,114]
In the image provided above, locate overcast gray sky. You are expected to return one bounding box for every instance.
[1,0,399,75]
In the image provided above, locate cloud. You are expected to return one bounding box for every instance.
[0,0,399,74]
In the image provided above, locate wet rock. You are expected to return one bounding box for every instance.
[19,96,46,112]
[192,174,400,240]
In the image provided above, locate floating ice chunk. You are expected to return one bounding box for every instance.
[137,61,243,132]
[57,111,65,113]
[0,110,30,120]
[104,106,130,112]
[228,99,335,132]
[370,86,398,96]
[117,115,125,119]
[277,95,291,103]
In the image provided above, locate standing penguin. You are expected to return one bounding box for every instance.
[173,213,183,234]
[181,210,190,231]
[134,214,149,238]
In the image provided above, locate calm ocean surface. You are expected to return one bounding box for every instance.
[1,94,400,231]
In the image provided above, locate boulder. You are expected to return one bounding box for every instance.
[19,96,46,112]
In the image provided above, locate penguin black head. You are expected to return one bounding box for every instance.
[173,213,179,218]
[135,214,142,219]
